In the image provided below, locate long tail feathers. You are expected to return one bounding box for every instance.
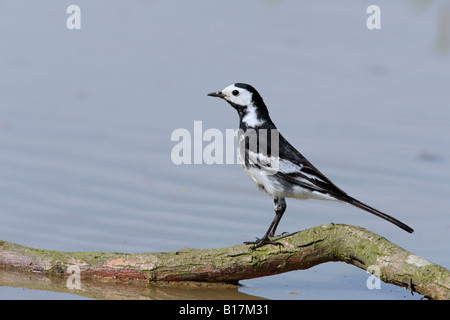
[345,196,414,233]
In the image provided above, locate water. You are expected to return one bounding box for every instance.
[0,0,449,299]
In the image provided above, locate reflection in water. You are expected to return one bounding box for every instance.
[0,268,264,300]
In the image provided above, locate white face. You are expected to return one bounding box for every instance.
[220,84,253,107]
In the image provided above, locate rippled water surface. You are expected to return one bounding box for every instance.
[1,0,449,299]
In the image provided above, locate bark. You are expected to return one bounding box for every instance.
[1,223,448,300]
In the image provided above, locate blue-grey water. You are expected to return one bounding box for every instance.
[0,0,449,299]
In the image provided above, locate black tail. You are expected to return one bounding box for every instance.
[345,196,414,233]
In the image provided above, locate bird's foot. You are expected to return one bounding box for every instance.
[244,237,283,250]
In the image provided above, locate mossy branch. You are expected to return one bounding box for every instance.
[1,224,448,300]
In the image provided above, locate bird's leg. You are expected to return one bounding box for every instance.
[244,197,286,249]
[269,197,286,237]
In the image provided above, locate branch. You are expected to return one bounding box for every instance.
[1,224,448,300]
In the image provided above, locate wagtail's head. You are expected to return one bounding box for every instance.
[207,83,269,127]
[207,83,258,107]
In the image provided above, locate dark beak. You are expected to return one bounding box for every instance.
[207,91,225,98]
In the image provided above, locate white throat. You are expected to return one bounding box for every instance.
[242,103,264,127]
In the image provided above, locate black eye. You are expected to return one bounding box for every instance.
[232,90,240,96]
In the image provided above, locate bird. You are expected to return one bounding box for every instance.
[207,83,413,249]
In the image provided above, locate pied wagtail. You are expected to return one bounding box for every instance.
[208,83,413,249]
